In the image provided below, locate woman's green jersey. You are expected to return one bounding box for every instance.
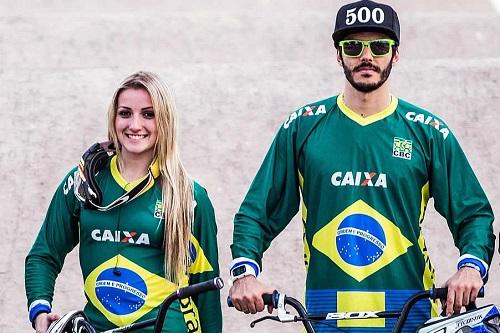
[26,156,222,333]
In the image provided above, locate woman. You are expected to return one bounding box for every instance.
[25,71,222,333]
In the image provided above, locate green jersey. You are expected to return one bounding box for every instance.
[26,156,222,333]
[231,94,494,333]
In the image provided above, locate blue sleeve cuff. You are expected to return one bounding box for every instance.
[229,257,261,277]
[29,301,51,324]
[457,255,488,279]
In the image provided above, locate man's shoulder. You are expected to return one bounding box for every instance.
[282,95,338,130]
[396,97,451,140]
[396,98,447,123]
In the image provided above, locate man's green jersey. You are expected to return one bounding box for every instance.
[26,156,222,333]
[231,94,495,332]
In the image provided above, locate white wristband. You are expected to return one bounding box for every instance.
[229,263,257,284]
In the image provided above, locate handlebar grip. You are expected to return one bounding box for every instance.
[177,277,224,299]
[227,291,278,308]
[431,287,484,300]
[262,293,274,306]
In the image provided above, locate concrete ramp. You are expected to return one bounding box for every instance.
[1,1,498,332]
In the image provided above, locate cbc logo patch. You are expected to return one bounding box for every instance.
[336,214,386,266]
[392,137,412,160]
[95,268,147,315]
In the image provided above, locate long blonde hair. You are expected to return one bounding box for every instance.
[107,71,193,284]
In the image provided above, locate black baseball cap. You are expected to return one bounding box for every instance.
[332,0,400,47]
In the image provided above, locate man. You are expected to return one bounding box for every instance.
[228,1,495,332]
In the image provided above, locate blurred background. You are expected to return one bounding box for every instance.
[0,0,499,332]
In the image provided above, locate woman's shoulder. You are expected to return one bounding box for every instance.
[192,180,215,213]
[192,180,209,199]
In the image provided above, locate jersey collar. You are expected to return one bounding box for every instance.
[110,155,160,192]
[337,93,398,126]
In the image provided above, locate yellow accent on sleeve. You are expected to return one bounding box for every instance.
[417,182,439,317]
[179,294,202,333]
[298,170,310,272]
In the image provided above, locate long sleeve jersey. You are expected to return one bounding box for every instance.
[231,94,495,333]
[26,156,222,333]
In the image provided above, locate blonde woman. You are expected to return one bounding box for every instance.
[25,71,222,333]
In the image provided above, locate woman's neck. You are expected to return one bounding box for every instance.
[117,152,154,183]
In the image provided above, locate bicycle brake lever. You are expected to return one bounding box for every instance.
[249,292,297,328]
[250,315,280,327]
[276,292,295,322]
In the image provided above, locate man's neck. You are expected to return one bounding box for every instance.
[342,84,392,117]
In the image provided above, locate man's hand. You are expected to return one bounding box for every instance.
[229,275,275,314]
[34,312,60,333]
[443,267,483,316]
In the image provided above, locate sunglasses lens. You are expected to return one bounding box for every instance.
[342,41,363,57]
[370,40,392,56]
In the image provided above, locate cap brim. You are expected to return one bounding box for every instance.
[332,26,399,47]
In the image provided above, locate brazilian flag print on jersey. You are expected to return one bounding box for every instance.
[85,255,178,327]
[313,199,412,282]
[232,94,494,332]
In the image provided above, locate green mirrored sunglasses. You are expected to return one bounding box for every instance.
[339,39,396,57]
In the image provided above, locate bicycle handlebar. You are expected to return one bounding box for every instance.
[228,287,484,333]
[430,287,484,300]
[178,277,225,299]
[105,277,224,333]
[227,292,276,308]
[393,287,484,333]
[153,277,224,333]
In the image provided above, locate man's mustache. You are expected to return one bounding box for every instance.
[353,62,381,73]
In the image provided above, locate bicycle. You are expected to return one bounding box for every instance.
[47,277,224,333]
[228,287,500,333]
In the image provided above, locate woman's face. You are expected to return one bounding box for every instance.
[115,88,158,161]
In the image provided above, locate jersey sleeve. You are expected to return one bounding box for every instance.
[188,183,222,333]
[231,121,301,270]
[25,168,81,316]
[429,129,495,277]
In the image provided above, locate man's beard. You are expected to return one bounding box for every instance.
[342,58,394,93]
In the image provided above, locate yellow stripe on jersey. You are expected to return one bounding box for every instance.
[175,275,203,333]
[298,170,310,271]
[337,291,385,327]
[417,182,439,317]
[179,293,202,333]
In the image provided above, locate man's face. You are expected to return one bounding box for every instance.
[337,31,399,93]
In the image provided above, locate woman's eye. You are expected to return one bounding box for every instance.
[118,110,131,117]
[143,111,155,119]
